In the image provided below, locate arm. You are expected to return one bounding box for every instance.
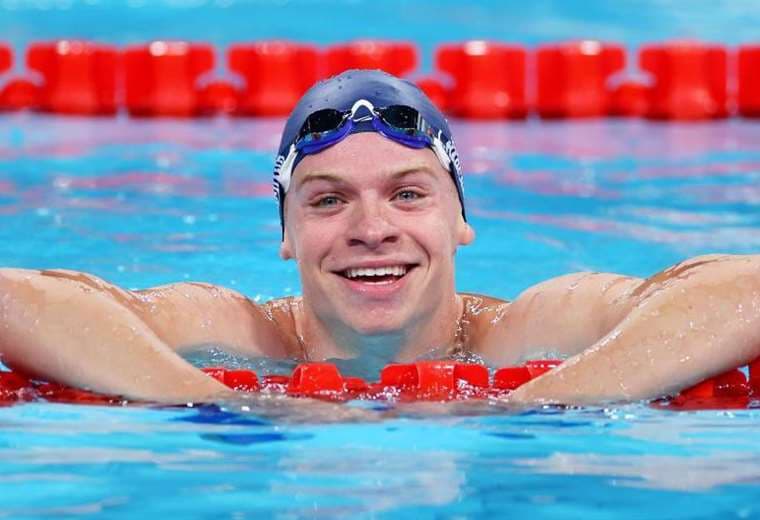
[0,268,285,403]
[479,271,642,364]
[506,254,760,404]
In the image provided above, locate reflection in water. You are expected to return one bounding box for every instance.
[515,451,760,491]
[274,450,465,513]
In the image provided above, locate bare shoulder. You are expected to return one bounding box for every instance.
[466,272,644,365]
[132,282,299,357]
[0,268,297,358]
[458,292,511,352]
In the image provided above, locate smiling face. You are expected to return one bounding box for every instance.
[280,132,474,340]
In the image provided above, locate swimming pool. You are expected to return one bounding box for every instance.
[1,114,759,517]
[2,1,760,518]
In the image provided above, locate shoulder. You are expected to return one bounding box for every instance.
[458,292,512,356]
[464,273,643,365]
[133,283,301,357]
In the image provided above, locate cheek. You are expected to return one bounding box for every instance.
[291,221,340,263]
[409,214,460,254]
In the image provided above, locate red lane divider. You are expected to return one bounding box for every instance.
[229,41,320,116]
[2,357,756,408]
[609,81,650,117]
[0,44,40,112]
[536,41,625,118]
[0,44,10,74]
[124,41,214,117]
[1,39,759,119]
[287,362,344,397]
[325,40,417,78]
[436,41,527,119]
[0,79,40,111]
[202,367,260,391]
[0,371,119,406]
[28,40,118,115]
[197,80,239,115]
[640,41,728,120]
[738,45,760,118]
[380,361,490,400]
[657,368,752,410]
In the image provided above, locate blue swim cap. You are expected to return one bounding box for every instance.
[273,69,464,232]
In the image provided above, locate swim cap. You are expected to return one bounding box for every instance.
[273,69,464,232]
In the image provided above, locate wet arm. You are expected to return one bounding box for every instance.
[508,254,760,404]
[481,271,642,364]
[0,268,277,402]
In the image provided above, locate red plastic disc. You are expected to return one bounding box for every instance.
[124,41,214,117]
[639,41,728,120]
[436,41,527,119]
[536,41,625,118]
[229,41,320,116]
[27,40,118,115]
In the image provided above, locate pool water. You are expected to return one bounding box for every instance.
[2,0,760,516]
[0,114,759,517]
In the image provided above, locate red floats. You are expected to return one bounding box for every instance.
[436,41,527,119]
[738,45,760,118]
[0,43,10,73]
[609,81,650,117]
[492,366,531,391]
[325,40,417,78]
[202,367,260,391]
[229,41,319,116]
[27,41,118,115]
[124,41,214,117]
[381,361,489,400]
[639,42,728,120]
[679,368,749,399]
[197,80,239,115]
[536,41,625,118]
[287,362,344,397]
[665,368,751,410]
[0,79,40,111]
[0,371,33,402]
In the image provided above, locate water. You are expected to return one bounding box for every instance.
[1,403,760,518]
[1,114,759,517]
[2,0,760,517]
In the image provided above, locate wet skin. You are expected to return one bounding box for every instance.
[0,134,759,404]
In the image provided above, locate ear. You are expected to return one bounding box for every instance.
[279,230,295,260]
[457,218,475,246]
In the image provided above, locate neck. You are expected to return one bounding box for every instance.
[294,295,464,365]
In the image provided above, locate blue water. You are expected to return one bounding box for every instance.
[2,0,760,518]
[1,114,759,518]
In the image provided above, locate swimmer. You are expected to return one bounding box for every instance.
[0,70,759,405]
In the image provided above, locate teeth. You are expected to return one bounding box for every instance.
[344,265,408,279]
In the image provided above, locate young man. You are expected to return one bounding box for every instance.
[0,70,759,404]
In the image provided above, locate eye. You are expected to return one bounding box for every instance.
[313,195,342,208]
[394,189,422,202]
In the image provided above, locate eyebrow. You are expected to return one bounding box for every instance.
[295,164,438,189]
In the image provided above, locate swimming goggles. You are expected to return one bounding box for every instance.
[274,98,463,196]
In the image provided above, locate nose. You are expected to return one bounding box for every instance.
[346,195,399,249]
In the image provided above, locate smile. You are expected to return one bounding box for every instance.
[337,264,416,285]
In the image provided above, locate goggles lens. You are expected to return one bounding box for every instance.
[298,108,347,143]
[378,105,423,134]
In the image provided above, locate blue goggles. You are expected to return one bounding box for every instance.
[273,99,465,219]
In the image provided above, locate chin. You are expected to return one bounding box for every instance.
[342,308,410,336]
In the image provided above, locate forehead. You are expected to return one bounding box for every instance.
[291,132,449,186]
